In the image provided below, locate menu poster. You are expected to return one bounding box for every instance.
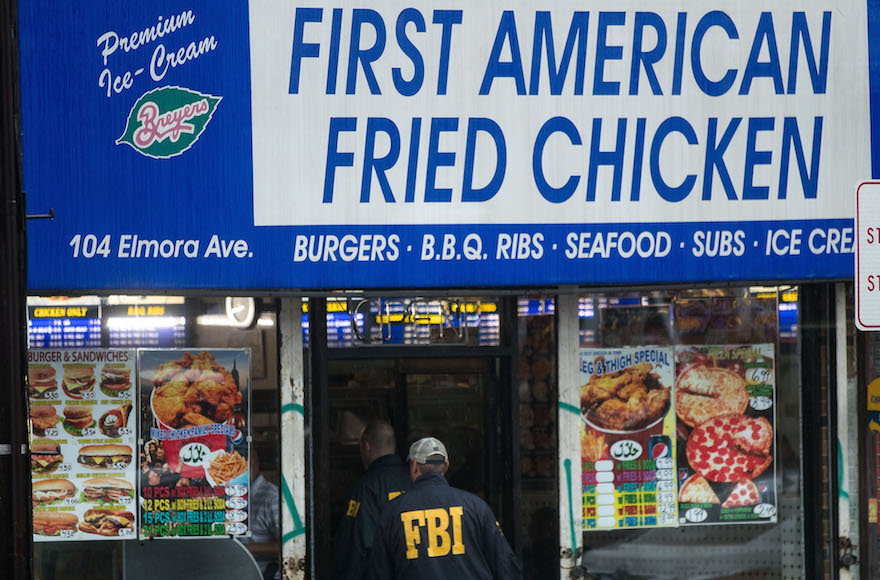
[579,347,677,530]
[27,305,102,349]
[675,345,777,526]
[28,349,137,542]
[138,349,250,539]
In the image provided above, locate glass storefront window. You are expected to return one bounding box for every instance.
[567,286,805,579]
[24,287,829,579]
[28,296,282,580]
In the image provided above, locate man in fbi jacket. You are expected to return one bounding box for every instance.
[366,437,522,580]
[331,421,412,580]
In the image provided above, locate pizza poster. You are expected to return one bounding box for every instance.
[27,349,138,542]
[138,349,250,539]
[675,344,777,526]
[579,347,677,530]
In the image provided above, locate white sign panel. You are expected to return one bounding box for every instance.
[857,181,880,330]
[250,1,869,228]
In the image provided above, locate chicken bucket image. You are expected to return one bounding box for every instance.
[139,350,249,482]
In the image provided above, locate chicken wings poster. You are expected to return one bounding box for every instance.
[579,347,677,530]
[138,349,250,539]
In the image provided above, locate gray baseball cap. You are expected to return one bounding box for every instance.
[407,437,449,464]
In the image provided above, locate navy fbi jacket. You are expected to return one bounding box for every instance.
[331,454,412,580]
[366,473,522,580]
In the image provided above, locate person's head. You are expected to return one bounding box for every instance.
[360,420,397,469]
[247,448,259,478]
[407,436,449,482]
[147,441,157,454]
[148,470,160,486]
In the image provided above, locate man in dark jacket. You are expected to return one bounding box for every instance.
[366,437,522,580]
[331,420,412,580]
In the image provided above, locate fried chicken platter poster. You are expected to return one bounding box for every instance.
[579,347,677,530]
[675,345,777,526]
[27,349,138,542]
[138,349,250,539]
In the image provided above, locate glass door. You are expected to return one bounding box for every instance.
[400,358,494,500]
[325,356,501,545]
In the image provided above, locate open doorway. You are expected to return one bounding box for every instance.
[305,296,523,576]
[325,357,503,537]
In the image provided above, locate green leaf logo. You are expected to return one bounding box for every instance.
[117,86,221,159]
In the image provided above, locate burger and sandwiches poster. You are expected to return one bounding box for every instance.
[138,349,250,539]
[578,344,778,530]
[28,349,137,541]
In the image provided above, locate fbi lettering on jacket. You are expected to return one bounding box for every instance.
[400,506,465,559]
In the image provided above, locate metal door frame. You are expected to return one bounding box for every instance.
[306,296,521,579]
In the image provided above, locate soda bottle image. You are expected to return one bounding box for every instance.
[649,435,671,460]
[758,481,769,503]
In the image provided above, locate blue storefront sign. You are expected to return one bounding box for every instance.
[18,1,874,290]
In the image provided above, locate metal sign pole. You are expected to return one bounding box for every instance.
[0,0,33,577]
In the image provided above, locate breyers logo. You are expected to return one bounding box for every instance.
[117,86,220,159]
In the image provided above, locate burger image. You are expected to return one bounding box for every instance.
[78,508,134,537]
[30,406,61,436]
[28,365,57,399]
[98,403,132,438]
[100,364,132,397]
[62,405,95,437]
[32,479,76,507]
[31,438,63,474]
[77,444,133,469]
[33,512,78,537]
[61,364,96,399]
[81,477,134,505]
